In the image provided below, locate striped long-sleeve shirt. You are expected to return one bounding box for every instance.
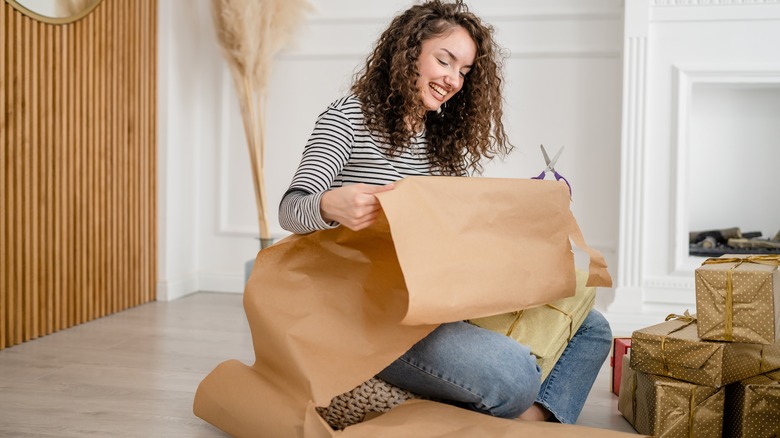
[279,95,440,234]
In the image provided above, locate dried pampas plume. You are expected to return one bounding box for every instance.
[211,0,311,244]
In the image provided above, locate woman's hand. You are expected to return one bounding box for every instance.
[320,183,395,231]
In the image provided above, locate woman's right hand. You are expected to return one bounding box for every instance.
[320,183,395,231]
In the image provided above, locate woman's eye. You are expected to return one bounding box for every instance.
[437,58,448,66]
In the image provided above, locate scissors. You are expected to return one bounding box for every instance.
[531,144,572,197]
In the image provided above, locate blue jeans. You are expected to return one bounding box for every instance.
[377,309,612,424]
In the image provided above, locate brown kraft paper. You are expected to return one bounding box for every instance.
[695,254,780,344]
[193,176,618,437]
[630,317,780,388]
[619,355,724,437]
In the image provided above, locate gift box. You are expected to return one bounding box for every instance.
[695,254,780,344]
[630,316,780,387]
[468,268,595,380]
[611,337,631,396]
[618,355,724,437]
[724,369,780,438]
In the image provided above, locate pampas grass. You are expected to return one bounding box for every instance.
[211,0,310,244]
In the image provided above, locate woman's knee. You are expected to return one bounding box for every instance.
[583,309,612,356]
[479,338,542,418]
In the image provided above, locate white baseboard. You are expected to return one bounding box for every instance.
[198,272,246,294]
[156,273,199,301]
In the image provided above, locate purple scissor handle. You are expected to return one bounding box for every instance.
[531,144,572,197]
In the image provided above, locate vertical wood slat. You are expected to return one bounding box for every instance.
[131,0,139,309]
[14,6,23,346]
[94,4,104,319]
[108,0,117,315]
[43,22,54,336]
[29,13,39,340]
[56,22,66,332]
[23,11,32,343]
[53,22,61,332]
[1,1,157,351]
[1,0,7,350]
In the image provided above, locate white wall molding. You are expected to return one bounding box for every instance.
[652,0,780,6]
[277,51,621,61]
[651,1,780,21]
[216,66,259,238]
[157,273,199,302]
[609,0,649,316]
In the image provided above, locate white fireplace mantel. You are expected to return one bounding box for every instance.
[606,0,780,332]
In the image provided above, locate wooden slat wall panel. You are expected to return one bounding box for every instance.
[1,0,157,351]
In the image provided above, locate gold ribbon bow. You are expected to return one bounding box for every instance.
[665,310,696,323]
[702,255,780,341]
[659,310,697,375]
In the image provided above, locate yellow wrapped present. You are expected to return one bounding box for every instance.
[618,354,724,437]
[468,269,595,380]
[695,254,780,344]
[724,369,780,438]
[630,314,780,388]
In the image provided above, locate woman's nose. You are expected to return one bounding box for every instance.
[443,72,460,90]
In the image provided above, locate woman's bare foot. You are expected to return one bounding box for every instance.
[518,403,552,421]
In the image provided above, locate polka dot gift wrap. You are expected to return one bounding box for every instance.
[695,255,780,344]
[619,355,724,438]
[630,318,780,388]
[724,369,780,438]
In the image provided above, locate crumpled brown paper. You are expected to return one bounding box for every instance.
[194,176,623,437]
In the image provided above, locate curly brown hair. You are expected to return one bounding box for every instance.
[351,0,512,176]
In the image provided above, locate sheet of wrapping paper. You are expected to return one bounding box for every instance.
[724,370,780,438]
[467,268,595,380]
[193,176,613,437]
[695,255,780,344]
[630,318,780,388]
[378,176,611,324]
[618,355,724,437]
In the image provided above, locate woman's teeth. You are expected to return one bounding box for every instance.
[430,83,446,98]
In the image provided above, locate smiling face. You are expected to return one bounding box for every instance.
[416,25,477,112]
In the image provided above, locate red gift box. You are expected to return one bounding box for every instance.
[610,337,631,396]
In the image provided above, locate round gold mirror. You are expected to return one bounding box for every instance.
[6,0,103,25]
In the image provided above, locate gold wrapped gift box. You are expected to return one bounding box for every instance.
[468,269,594,380]
[724,370,780,438]
[630,317,780,388]
[695,255,780,344]
[618,355,724,437]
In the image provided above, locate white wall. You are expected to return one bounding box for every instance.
[157,1,624,315]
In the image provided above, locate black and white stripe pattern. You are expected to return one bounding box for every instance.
[279,95,435,234]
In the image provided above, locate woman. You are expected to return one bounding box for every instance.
[279,0,611,424]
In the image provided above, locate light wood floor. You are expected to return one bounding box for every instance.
[0,292,638,437]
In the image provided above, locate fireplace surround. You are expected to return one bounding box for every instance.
[606,0,780,331]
